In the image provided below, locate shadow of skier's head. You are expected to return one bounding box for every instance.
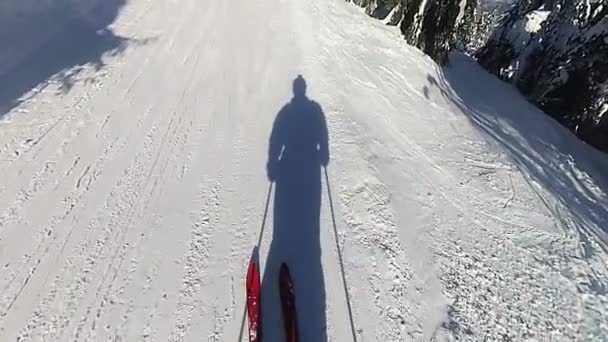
[293,74,307,99]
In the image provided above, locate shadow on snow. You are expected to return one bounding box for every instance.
[424,52,608,259]
[0,0,141,117]
[264,75,330,341]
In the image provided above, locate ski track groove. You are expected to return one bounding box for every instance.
[0,135,121,327]
[169,182,222,342]
[104,106,198,341]
[0,92,104,238]
[0,1,207,340]
[166,89,228,342]
[327,110,422,341]
[85,107,188,340]
[1,55,110,171]
[140,261,161,342]
[11,138,126,341]
[11,83,188,339]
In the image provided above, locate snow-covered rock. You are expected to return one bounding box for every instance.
[347,0,479,64]
[477,0,608,152]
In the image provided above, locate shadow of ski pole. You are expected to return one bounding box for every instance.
[237,183,273,341]
[324,167,358,342]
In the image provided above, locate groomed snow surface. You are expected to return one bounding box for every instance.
[1,0,607,341]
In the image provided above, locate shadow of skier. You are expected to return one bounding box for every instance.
[263,75,329,341]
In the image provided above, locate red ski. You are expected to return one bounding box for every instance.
[279,263,299,342]
[246,259,262,342]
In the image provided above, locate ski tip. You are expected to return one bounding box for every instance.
[280,262,291,276]
[247,258,260,288]
[250,246,260,264]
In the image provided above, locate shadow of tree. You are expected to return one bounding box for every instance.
[0,0,141,117]
[424,52,608,257]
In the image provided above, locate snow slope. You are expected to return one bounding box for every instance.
[0,0,607,341]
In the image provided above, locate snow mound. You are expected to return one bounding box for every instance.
[507,10,550,53]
